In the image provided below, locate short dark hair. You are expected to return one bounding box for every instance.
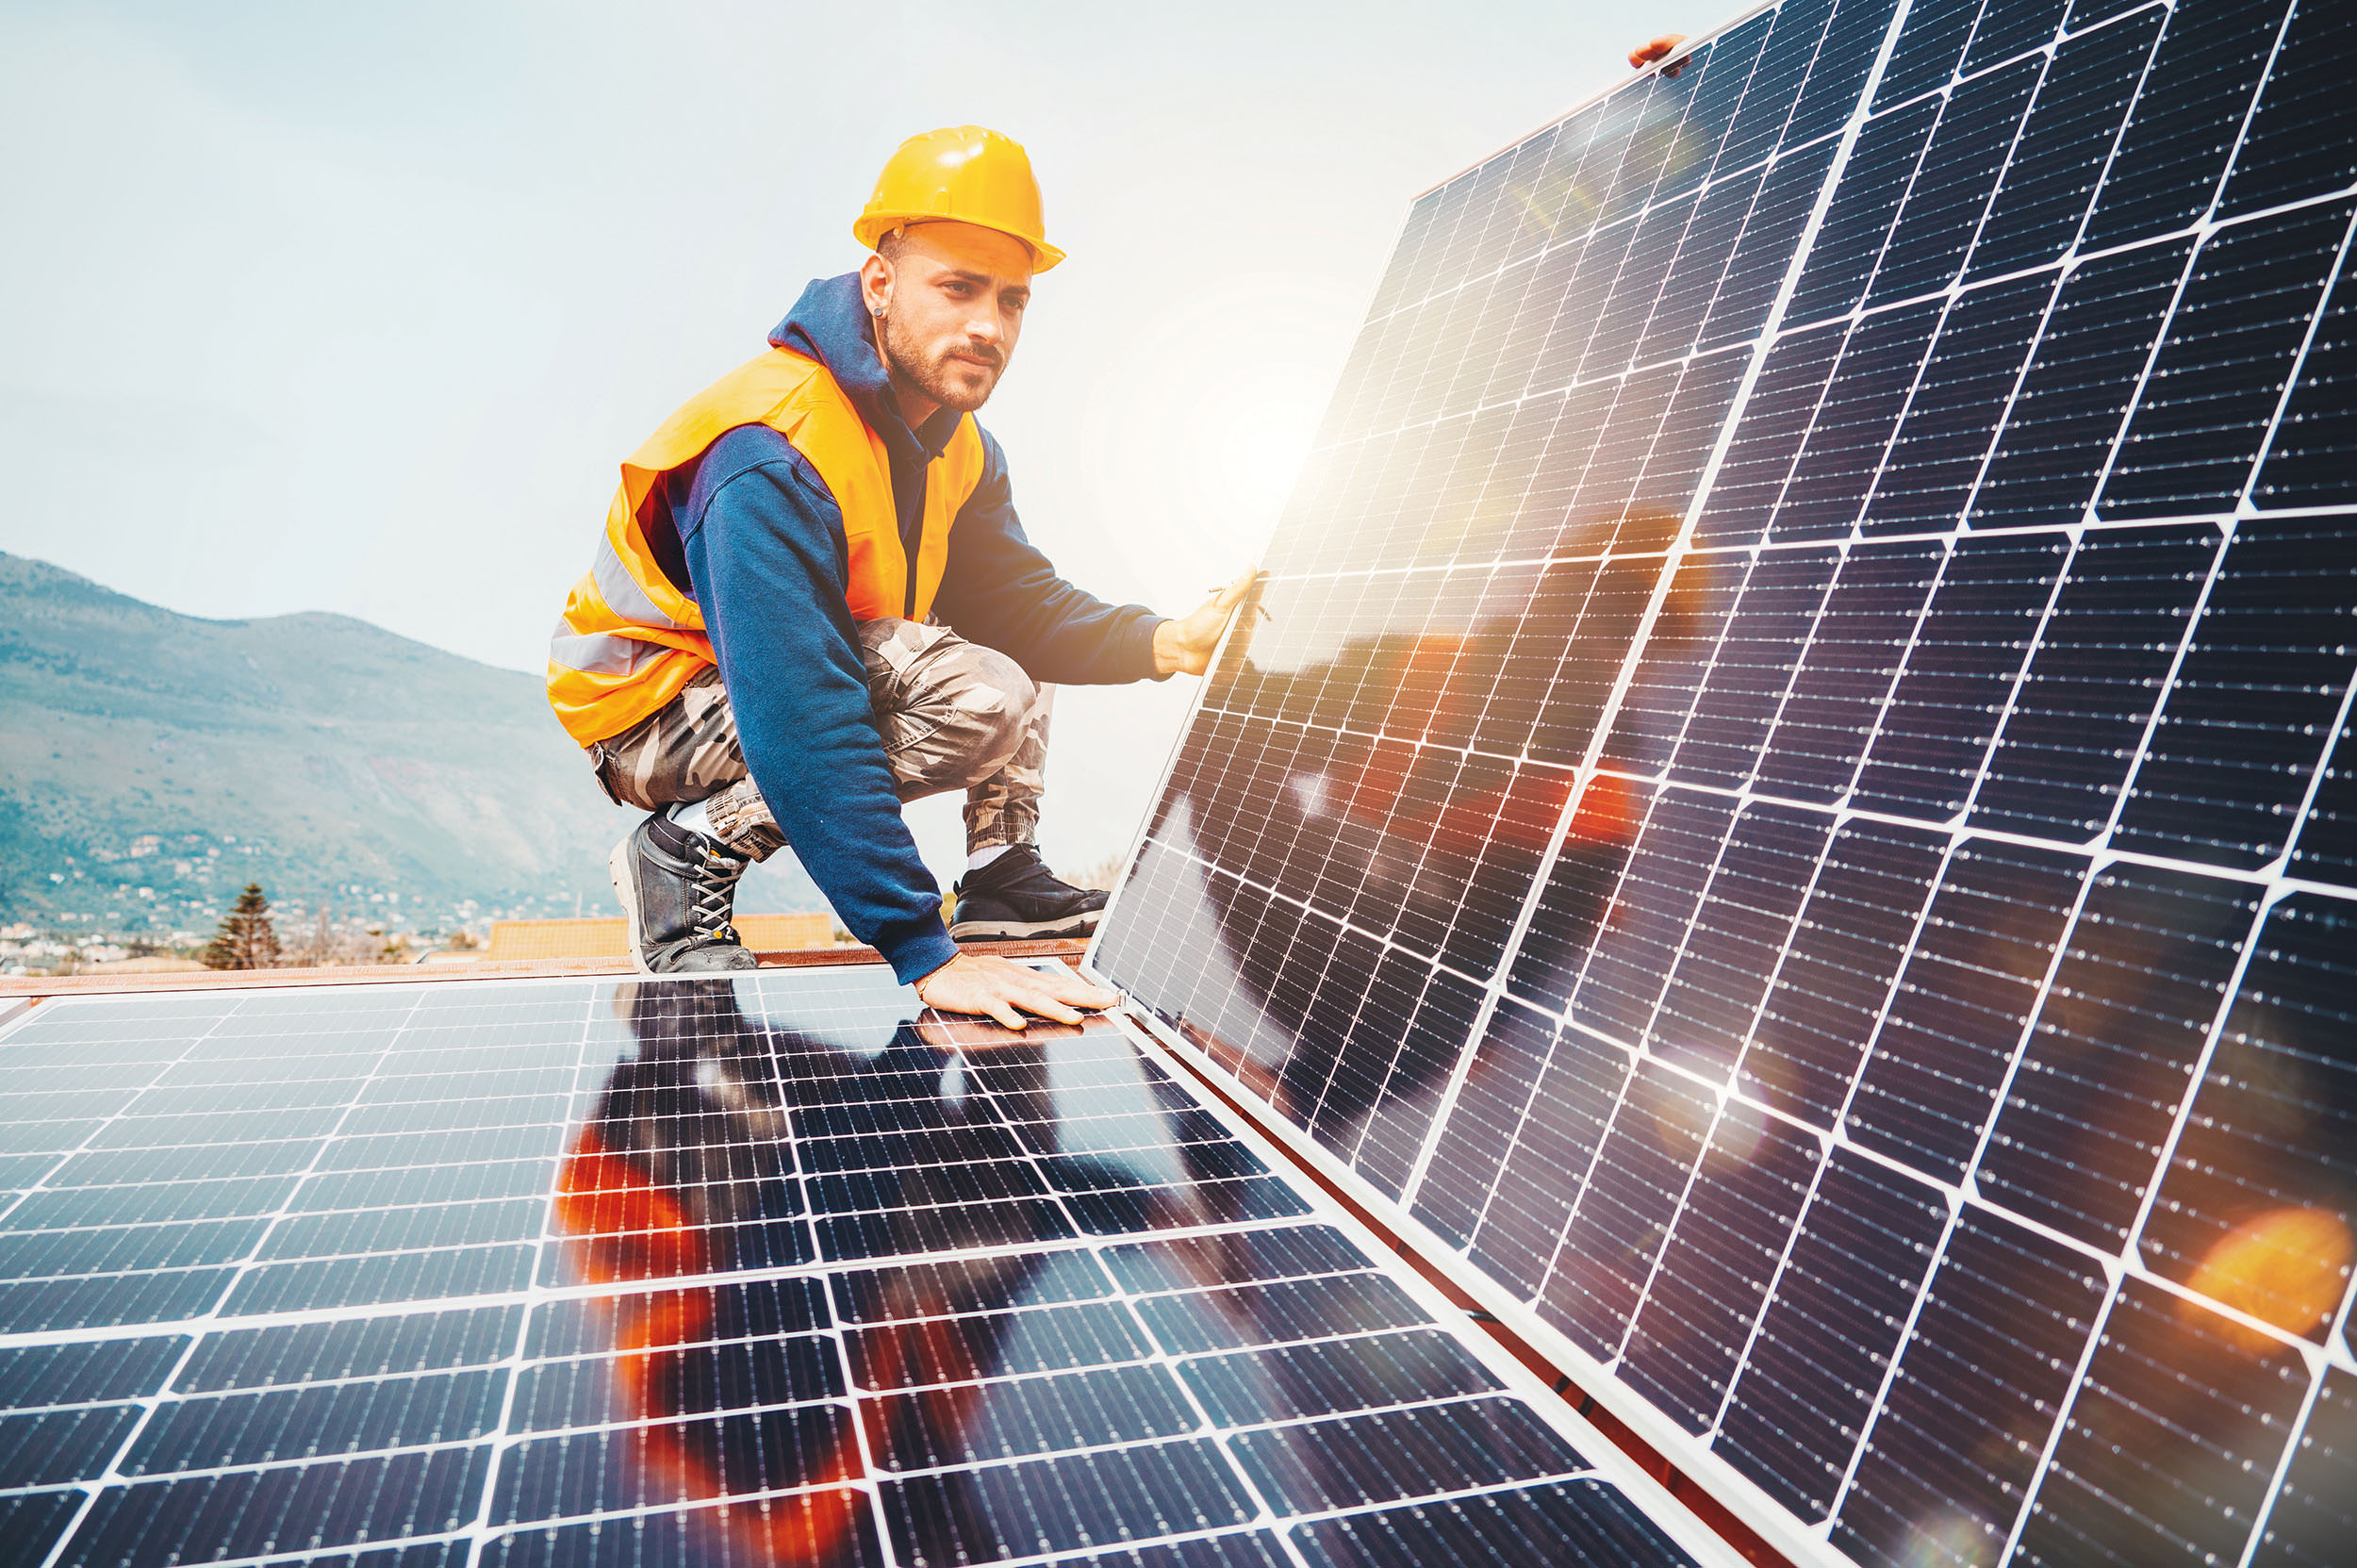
[876,228,909,264]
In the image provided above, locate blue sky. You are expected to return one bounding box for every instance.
[0,0,1684,878]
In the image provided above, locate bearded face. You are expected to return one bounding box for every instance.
[880,297,1007,413]
[859,221,1034,419]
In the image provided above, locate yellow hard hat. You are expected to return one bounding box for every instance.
[853,125,1065,272]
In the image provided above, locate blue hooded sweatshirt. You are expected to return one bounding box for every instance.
[659,273,1166,983]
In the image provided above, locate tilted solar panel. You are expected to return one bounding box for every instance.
[0,972,1727,1568]
[1092,0,2357,1562]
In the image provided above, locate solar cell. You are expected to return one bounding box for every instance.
[1959,9,2157,285]
[0,970,1713,1568]
[1094,1,2357,1562]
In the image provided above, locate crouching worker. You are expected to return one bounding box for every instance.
[547,126,1247,1026]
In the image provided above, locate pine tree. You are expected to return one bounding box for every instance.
[202,883,281,970]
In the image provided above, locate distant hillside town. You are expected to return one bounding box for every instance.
[0,549,828,974]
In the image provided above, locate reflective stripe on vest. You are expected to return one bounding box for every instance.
[547,348,988,746]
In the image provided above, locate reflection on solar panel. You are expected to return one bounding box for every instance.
[1092,0,2357,1562]
[0,972,1721,1568]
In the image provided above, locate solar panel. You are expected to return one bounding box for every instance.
[0,971,1727,1568]
[1091,0,2357,1562]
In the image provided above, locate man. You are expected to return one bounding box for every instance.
[548,126,1246,1027]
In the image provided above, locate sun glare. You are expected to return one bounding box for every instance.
[1179,359,1327,551]
[1079,272,1360,608]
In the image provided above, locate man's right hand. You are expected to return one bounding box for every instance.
[914,951,1121,1031]
[1629,33,1690,75]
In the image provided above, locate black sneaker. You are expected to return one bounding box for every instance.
[948,846,1109,941]
[609,812,759,974]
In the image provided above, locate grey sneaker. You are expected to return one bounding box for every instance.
[609,812,759,974]
[948,845,1109,940]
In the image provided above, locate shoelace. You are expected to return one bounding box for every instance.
[966,847,1048,894]
[688,843,749,944]
[997,854,1092,900]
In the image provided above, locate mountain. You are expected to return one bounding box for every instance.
[0,551,822,934]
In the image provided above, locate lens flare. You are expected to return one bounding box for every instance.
[2181,1206,2353,1347]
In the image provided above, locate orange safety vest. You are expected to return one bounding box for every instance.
[547,347,989,746]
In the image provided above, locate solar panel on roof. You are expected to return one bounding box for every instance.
[1092,0,2357,1562]
[0,970,1722,1568]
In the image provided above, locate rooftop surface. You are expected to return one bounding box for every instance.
[0,939,1092,1000]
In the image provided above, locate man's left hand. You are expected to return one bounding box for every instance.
[1153,568,1257,677]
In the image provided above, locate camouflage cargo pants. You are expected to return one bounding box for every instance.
[589,619,1052,861]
